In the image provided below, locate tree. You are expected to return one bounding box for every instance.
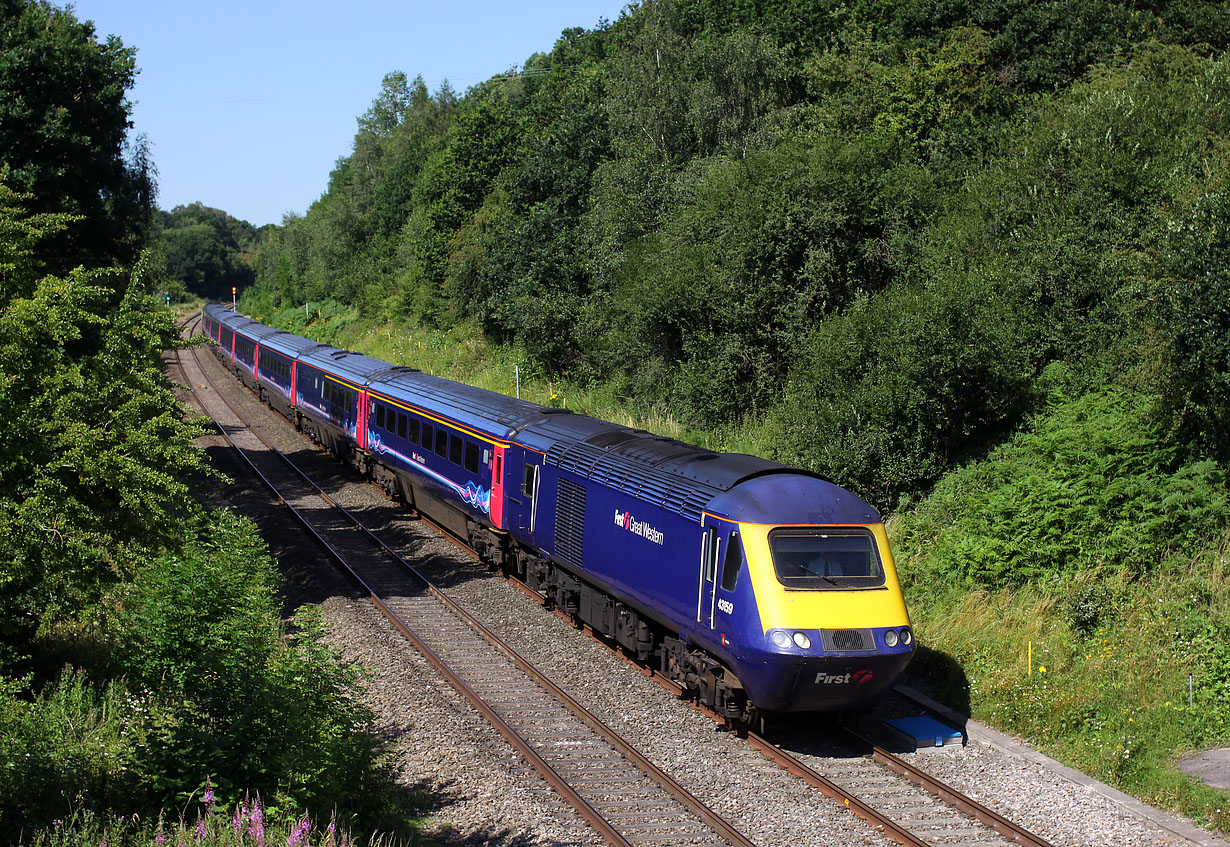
[156,203,257,300]
[0,0,153,270]
[0,180,203,665]
[1154,187,1230,460]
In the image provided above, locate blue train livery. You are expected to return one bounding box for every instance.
[202,303,915,719]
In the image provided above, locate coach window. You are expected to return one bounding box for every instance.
[420,422,433,450]
[375,404,386,430]
[449,435,463,466]
[434,427,448,458]
[407,417,420,443]
[397,412,408,439]
[720,532,744,592]
[464,442,480,474]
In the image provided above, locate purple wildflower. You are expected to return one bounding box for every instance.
[202,778,215,809]
[194,811,206,842]
[248,797,265,845]
[231,802,244,833]
[286,815,311,846]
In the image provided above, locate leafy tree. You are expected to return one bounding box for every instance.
[0,180,203,666]
[0,0,153,271]
[1153,186,1230,460]
[156,203,258,300]
[605,0,694,164]
[357,71,414,138]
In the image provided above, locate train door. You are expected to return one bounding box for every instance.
[489,445,506,530]
[697,523,721,628]
[355,390,368,449]
[521,459,541,536]
[508,452,542,540]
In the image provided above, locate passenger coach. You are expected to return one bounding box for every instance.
[202,303,916,719]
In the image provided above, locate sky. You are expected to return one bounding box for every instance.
[70,1,631,228]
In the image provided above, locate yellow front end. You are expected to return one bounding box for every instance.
[742,522,911,632]
[732,522,915,711]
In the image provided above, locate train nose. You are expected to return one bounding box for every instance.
[742,627,916,711]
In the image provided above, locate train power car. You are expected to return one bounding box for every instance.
[202,303,916,721]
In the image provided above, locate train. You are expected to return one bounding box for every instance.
[201,303,915,721]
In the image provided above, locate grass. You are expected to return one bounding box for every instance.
[17,790,410,847]
[898,534,1230,833]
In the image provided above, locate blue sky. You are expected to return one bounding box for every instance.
[70,1,631,227]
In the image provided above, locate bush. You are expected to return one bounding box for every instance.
[894,387,1230,589]
[0,670,146,831]
[119,510,402,830]
[768,270,1035,507]
[1153,185,1230,461]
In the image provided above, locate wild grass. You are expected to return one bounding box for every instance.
[893,387,1230,834]
[17,789,412,846]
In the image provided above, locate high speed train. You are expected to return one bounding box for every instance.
[202,303,915,721]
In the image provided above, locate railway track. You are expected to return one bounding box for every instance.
[175,321,754,846]
[172,317,1056,847]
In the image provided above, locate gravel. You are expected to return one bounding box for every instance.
[183,342,1229,847]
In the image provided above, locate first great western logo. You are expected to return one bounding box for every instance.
[613,509,666,545]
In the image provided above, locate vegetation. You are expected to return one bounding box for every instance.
[0,0,155,271]
[0,3,414,843]
[154,203,269,303]
[242,0,1230,834]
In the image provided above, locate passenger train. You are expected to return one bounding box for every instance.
[201,303,915,720]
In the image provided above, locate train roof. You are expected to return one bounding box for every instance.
[257,330,331,359]
[368,369,564,440]
[707,474,880,525]
[233,319,282,342]
[205,305,281,342]
[201,305,867,524]
[523,414,812,522]
[366,371,800,521]
[298,345,407,387]
[202,302,233,322]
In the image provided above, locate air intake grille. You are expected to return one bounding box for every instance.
[822,628,873,653]
[554,478,587,566]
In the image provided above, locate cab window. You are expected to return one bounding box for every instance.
[768,529,885,590]
[719,532,744,592]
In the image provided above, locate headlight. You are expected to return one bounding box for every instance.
[884,629,899,647]
[792,632,812,650]
[769,630,792,649]
[900,627,913,646]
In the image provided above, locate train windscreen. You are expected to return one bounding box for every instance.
[768,529,885,590]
